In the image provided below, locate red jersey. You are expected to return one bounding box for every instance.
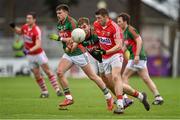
[93,19,123,59]
[21,24,43,55]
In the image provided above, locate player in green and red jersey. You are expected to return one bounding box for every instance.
[117,12,164,105]
[49,4,114,111]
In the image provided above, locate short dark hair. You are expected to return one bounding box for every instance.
[27,12,36,19]
[56,4,69,12]
[118,12,130,25]
[78,17,90,26]
[95,8,109,17]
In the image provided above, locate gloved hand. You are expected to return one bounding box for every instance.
[81,41,89,47]
[23,49,30,55]
[95,49,106,55]
[9,22,16,29]
[49,33,60,41]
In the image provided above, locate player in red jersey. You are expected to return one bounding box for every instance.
[9,12,63,98]
[93,9,150,114]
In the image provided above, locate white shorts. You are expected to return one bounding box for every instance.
[26,51,48,69]
[62,52,89,67]
[126,59,147,71]
[102,53,123,74]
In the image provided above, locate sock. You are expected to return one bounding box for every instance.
[49,75,60,92]
[155,94,160,98]
[103,88,111,99]
[133,91,143,101]
[63,88,73,100]
[123,94,128,99]
[154,92,160,97]
[36,78,48,94]
[116,95,124,108]
[132,91,139,98]
[137,93,144,101]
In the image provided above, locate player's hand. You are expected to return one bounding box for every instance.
[65,39,73,52]
[134,55,140,64]
[70,42,78,53]
[9,22,16,29]
[91,49,106,63]
[81,41,89,47]
[49,33,60,41]
[23,49,30,55]
[95,49,106,55]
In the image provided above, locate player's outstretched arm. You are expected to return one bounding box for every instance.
[49,33,72,43]
[9,22,22,35]
[49,33,60,41]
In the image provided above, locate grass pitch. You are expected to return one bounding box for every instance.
[0,76,180,119]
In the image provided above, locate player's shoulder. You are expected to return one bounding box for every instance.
[111,20,119,28]
[128,25,139,34]
[21,24,28,29]
[67,16,77,24]
[93,20,100,27]
[111,20,122,32]
[128,25,136,31]
[33,25,41,35]
[67,16,77,29]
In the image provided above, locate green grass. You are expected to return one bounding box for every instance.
[0,76,180,119]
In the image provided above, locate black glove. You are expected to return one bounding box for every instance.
[95,49,106,55]
[90,50,103,63]
[9,22,16,29]
[91,49,106,63]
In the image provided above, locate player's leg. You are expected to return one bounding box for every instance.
[57,54,74,107]
[122,68,135,84]
[41,63,63,96]
[72,53,113,111]
[27,54,49,98]
[103,54,124,114]
[38,52,63,96]
[31,65,49,98]
[137,66,164,105]
[122,66,136,107]
[81,63,114,111]
[110,67,124,114]
[122,83,150,111]
[121,61,150,111]
[100,73,115,94]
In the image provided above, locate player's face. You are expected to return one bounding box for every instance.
[26,15,35,26]
[95,15,106,26]
[56,10,67,22]
[117,17,126,30]
[79,23,90,35]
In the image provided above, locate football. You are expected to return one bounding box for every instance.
[71,28,86,43]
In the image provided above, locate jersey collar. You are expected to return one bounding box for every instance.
[60,15,68,25]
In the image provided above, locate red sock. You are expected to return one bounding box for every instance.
[133,91,139,98]
[49,75,60,92]
[117,95,123,100]
[36,78,48,93]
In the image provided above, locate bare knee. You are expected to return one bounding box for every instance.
[112,74,121,82]
[33,72,41,80]
[57,69,64,79]
[44,69,52,77]
[141,75,151,85]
